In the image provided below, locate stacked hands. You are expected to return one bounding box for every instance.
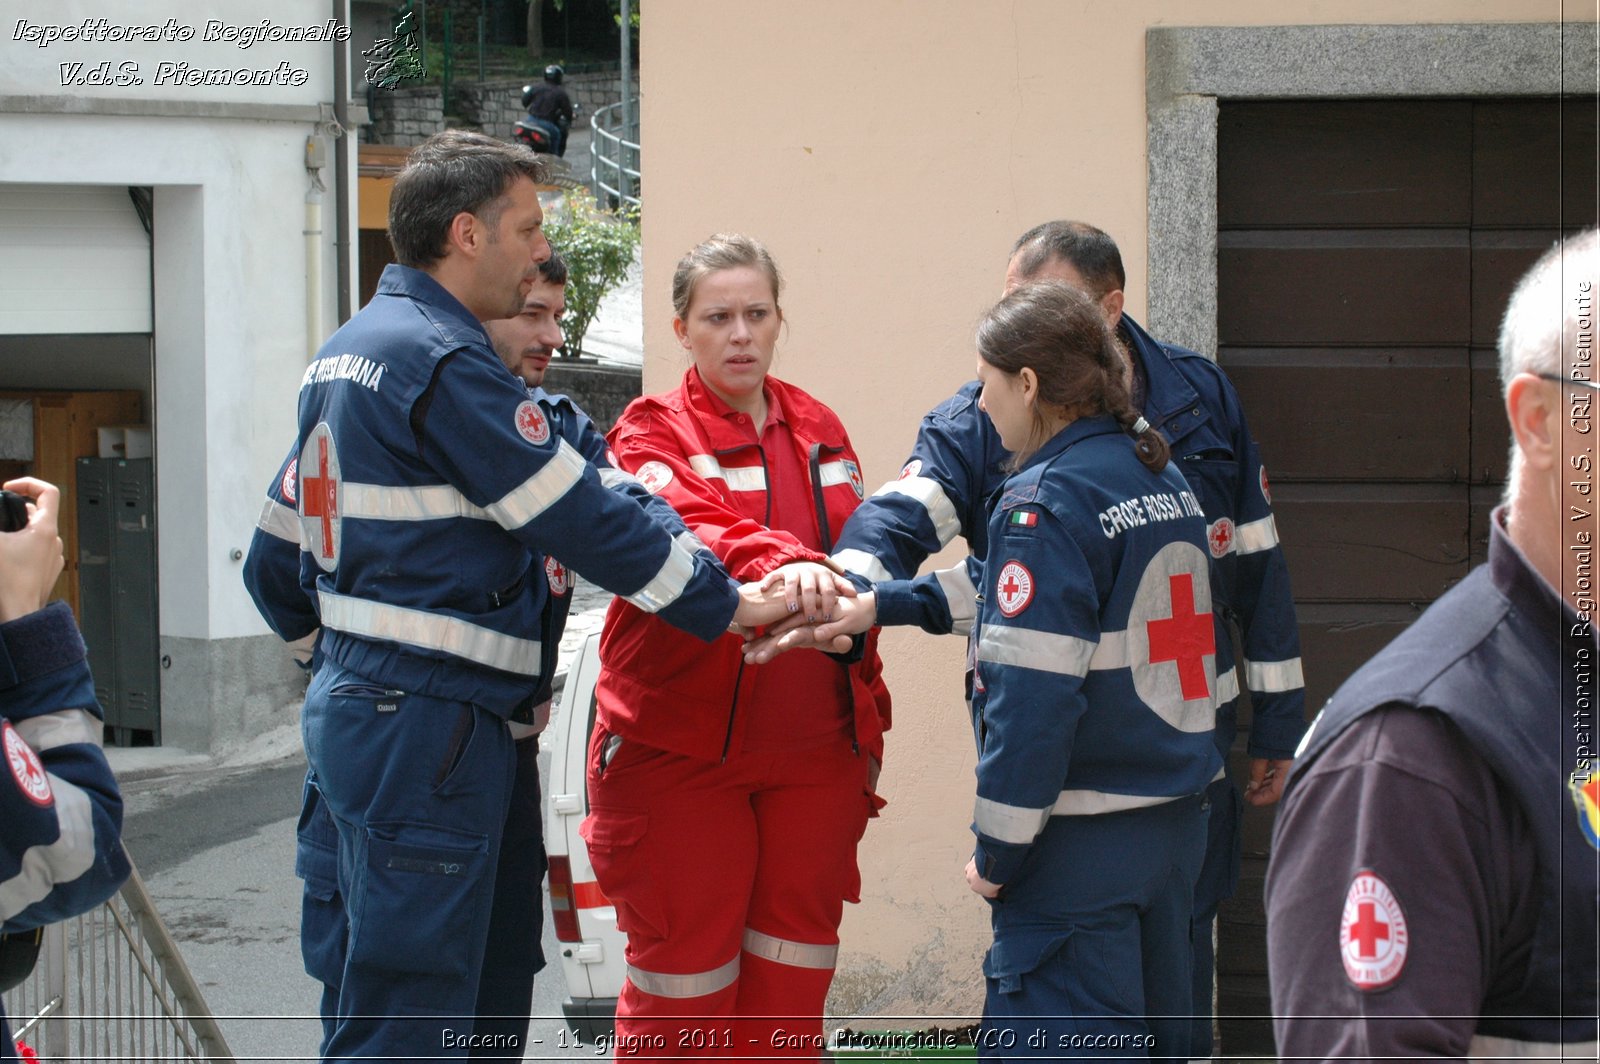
[729,560,875,660]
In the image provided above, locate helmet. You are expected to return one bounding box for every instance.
[521,83,537,109]
[544,64,564,85]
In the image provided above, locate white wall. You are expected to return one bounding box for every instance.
[0,0,359,649]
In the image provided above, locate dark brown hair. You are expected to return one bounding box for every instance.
[389,130,548,268]
[976,281,1169,471]
[1009,220,1126,300]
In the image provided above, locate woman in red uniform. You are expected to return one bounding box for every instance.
[582,233,891,1057]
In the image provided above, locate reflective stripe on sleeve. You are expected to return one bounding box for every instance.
[830,548,891,583]
[0,776,95,922]
[742,928,838,970]
[935,564,978,638]
[626,954,740,999]
[675,529,710,556]
[623,540,696,614]
[317,591,541,675]
[13,709,102,753]
[976,625,1097,678]
[815,460,854,490]
[1244,657,1304,694]
[688,454,767,493]
[973,794,1052,845]
[1468,1034,1599,1060]
[598,466,640,491]
[1235,515,1280,555]
[870,477,961,548]
[257,497,301,544]
[484,439,588,529]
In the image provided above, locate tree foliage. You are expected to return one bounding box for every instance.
[545,187,640,358]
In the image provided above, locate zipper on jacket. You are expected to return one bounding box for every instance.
[720,658,747,763]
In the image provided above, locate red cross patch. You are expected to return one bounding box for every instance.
[995,561,1034,617]
[1146,571,1217,702]
[546,556,574,596]
[299,423,342,573]
[844,460,864,499]
[281,458,298,506]
[1207,518,1235,559]
[636,461,673,495]
[1340,871,1408,991]
[1259,465,1272,505]
[4,722,52,808]
[898,459,922,481]
[515,400,551,445]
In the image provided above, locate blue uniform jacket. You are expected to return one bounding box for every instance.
[834,312,1306,758]
[287,265,735,717]
[876,416,1225,885]
[246,372,702,708]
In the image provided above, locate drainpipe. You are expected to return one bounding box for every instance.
[333,0,353,322]
[304,150,325,359]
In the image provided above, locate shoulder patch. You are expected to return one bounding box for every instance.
[843,459,864,499]
[515,400,551,445]
[4,722,52,808]
[545,556,574,596]
[898,458,922,481]
[1340,870,1409,991]
[636,461,674,495]
[1207,517,1236,559]
[280,458,298,505]
[1007,509,1039,529]
[995,561,1035,617]
[1260,465,1272,505]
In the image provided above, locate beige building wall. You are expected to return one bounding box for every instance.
[644,0,1559,1019]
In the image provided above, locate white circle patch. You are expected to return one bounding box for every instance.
[4,722,52,808]
[1259,465,1272,505]
[545,556,574,596]
[1207,517,1236,559]
[281,457,298,505]
[1340,870,1409,991]
[995,561,1035,617]
[515,400,551,445]
[636,461,674,495]
[898,459,922,481]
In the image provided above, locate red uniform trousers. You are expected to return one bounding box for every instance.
[582,731,871,1059]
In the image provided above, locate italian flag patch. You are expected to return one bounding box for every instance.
[1009,510,1038,528]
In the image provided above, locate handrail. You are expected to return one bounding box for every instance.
[590,98,641,209]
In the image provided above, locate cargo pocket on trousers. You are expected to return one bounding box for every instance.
[294,781,347,988]
[581,809,667,941]
[353,822,490,983]
[982,932,1075,998]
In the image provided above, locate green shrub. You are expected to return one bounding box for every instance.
[545,186,640,358]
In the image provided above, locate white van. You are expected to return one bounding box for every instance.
[543,629,626,1043]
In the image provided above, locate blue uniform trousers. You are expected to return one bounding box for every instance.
[302,662,515,1061]
[1187,775,1240,1058]
[979,796,1205,1063]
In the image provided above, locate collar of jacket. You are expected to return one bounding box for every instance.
[374,263,494,349]
[1490,504,1589,645]
[674,367,841,451]
[1119,312,1202,432]
[1017,412,1123,473]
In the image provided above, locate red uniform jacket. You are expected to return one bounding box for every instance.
[596,368,892,768]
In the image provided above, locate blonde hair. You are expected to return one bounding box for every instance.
[671,233,783,320]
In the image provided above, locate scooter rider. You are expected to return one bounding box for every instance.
[521,65,575,157]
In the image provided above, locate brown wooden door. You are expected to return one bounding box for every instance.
[1213,96,1597,1054]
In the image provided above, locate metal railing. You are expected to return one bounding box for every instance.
[590,99,641,209]
[5,853,235,1061]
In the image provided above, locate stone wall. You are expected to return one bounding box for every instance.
[366,69,639,147]
[542,359,641,433]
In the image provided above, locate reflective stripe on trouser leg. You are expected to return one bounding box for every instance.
[626,954,741,999]
[742,929,838,970]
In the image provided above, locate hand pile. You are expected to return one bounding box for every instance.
[729,561,879,663]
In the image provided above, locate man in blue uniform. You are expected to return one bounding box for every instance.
[246,251,704,1059]
[264,130,792,1062]
[828,222,1306,1056]
[1266,231,1599,1056]
[0,479,130,1057]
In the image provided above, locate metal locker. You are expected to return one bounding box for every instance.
[75,458,117,729]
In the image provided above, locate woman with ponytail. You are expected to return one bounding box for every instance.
[750,280,1224,1058]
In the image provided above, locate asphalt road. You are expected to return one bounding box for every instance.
[120,745,596,1061]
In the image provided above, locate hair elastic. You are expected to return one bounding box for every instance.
[1131,416,1150,435]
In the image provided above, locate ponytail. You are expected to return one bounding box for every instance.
[1113,406,1169,472]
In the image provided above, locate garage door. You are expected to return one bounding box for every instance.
[1213,97,1597,1052]
[0,184,152,335]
